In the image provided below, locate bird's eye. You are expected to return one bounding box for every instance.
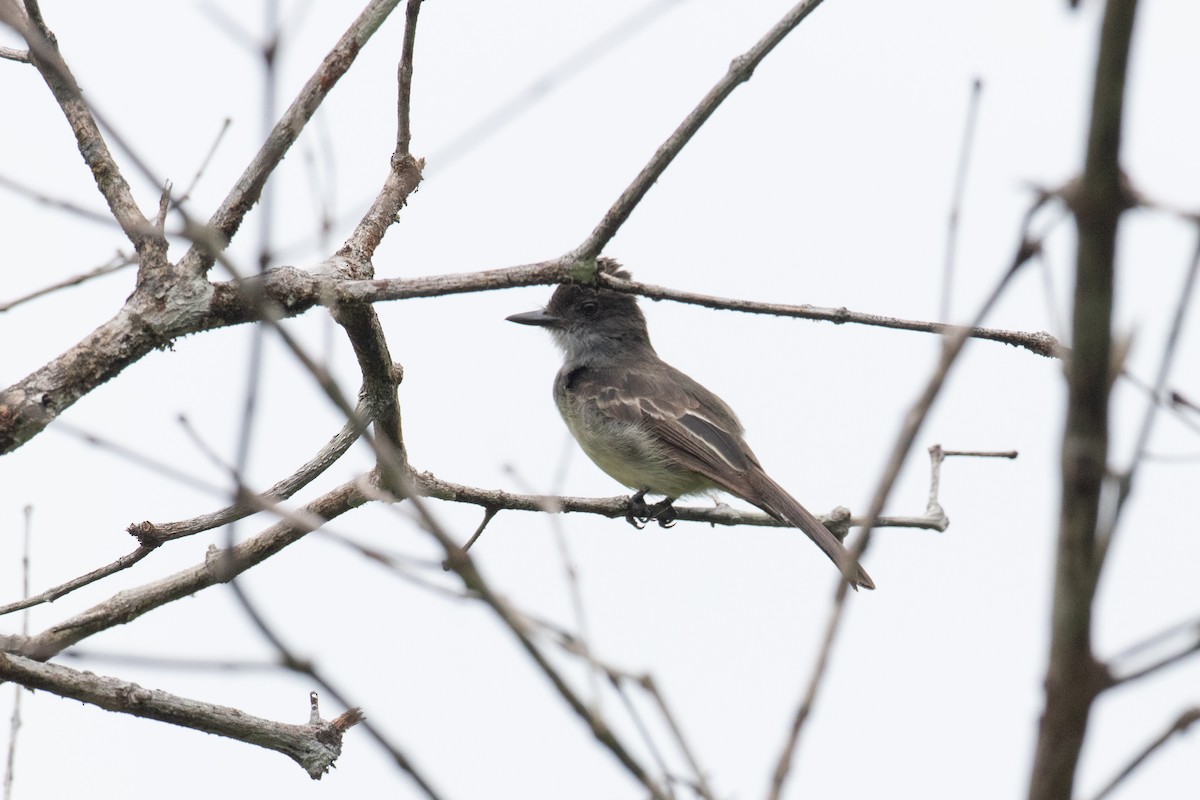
[579,300,599,317]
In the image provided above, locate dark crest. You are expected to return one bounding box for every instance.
[597,257,632,282]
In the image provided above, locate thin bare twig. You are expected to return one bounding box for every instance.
[178,118,233,203]
[1089,708,1200,800]
[768,204,1042,800]
[598,271,1060,358]
[640,675,716,800]
[1099,226,1200,561]
[574,0,830,259]
[941,77,983,320]
[0,478,368,661]
[1107,613,1200,687]
[177,0,405,278]
[0,252,134,313]
[0,546,155,619]
[2,507,33,800]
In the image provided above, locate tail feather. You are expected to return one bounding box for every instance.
[746,472,875,590]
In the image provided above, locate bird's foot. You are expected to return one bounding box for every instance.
[625,491,677,529]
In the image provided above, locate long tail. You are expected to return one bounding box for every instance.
[745,471,875,590]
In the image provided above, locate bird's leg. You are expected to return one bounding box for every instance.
[625,489,651,529]
[626,491,679,529]
[646,497,677,528]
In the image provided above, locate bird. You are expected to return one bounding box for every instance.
[506,259,874,590]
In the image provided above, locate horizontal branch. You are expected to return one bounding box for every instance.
[598,272,1061,358]
[2,253,1049,456]
[0,653,361,779]
[412,471,947,533]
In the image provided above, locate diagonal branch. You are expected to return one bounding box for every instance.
[768,207,1042,800]
[16,2,160,266]
[574,0,829,259]
[178,0,405,278]
[1089,707,1200,800]
[0,653,362,780]
[0,478,368,661]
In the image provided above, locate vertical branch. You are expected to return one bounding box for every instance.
[396,0,422,155]
[1027,2,1140,800]
[940,78,983,320]
[2,505,33,800]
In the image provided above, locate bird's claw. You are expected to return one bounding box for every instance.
[625,492,677,529]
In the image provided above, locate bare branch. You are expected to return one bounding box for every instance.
[769,207,1040,800]
[395,0,421,155]
[413,470,944,533]
[598,270,1061,358]
[574,0,829,259]
[0,546,154,619]
[1028,2,1141,798]
[1099,226,1200,562]
[133,398,376,545]
[1090,708,1200,800]
[0,252,133,313]
[0,46,30,63]
[177,118,233,203]
[941,77,984,319]
[1107,615,1200,687]
[17,5,159,262]
[0,479,368,661]
[0,654,360,779]
[178,0,405,278]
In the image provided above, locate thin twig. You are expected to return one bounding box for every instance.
[1107,616,1200,687]
[177,0,405,278]
[0,546,155,619]
[640,675,717,800]
[2,507,33,800]
[941,77,983,320]
[1099,225,1200,561]
[768,202,1042,800]
[597,271,1060,358]
[178,118,233,203]
[1089,708,1200,800]
[574,0,830,259]
[0,252,134,313]
[609,674,678,800]
[395,0,421,155]
[1,479,368,661]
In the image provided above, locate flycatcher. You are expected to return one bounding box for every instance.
[507,260,874,590]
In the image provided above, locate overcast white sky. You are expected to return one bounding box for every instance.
[1,1,1198,798]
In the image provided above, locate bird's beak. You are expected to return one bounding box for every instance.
[506,309,562,327]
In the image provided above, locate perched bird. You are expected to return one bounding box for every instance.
[507,260,874,590]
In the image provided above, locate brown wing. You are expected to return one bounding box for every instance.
[585,361,764,498]
[577,360,874,589]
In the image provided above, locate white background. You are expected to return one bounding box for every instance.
[1,1,1198,798]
